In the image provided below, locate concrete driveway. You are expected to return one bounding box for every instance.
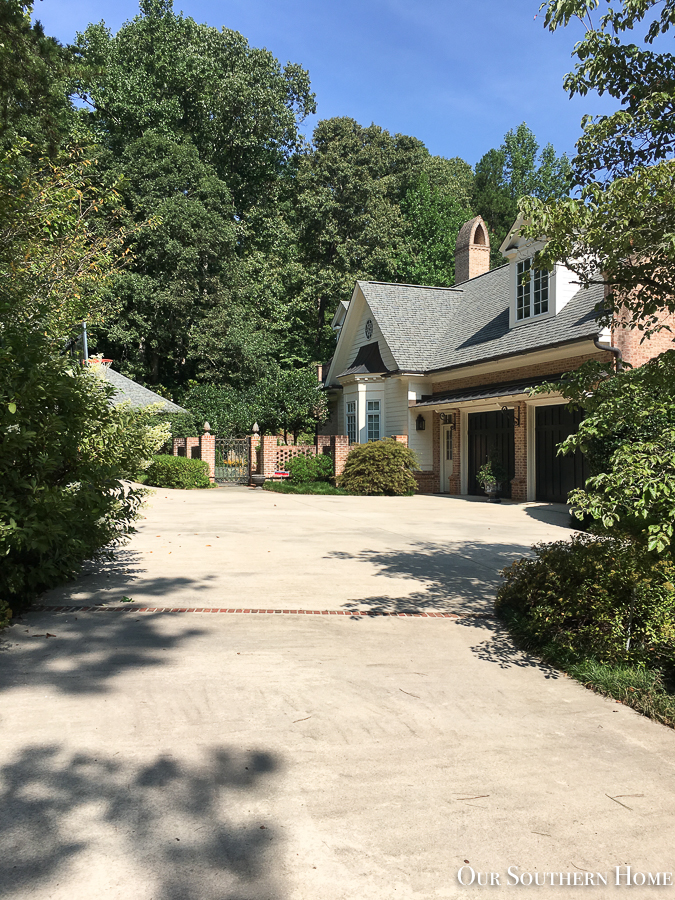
[1,489,674,899]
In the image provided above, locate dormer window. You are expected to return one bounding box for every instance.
[517,259,549,320]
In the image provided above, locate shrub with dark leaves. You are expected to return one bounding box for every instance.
[496,534,675,669]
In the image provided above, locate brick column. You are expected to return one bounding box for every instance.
[186,437,200,459]
[331,435,350,478]
[511,401,528,502]
[259,435,278,478]
[199,423,216,483]
[173,437,186,457]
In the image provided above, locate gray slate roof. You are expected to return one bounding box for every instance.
[104,368,187,413]
[357,265,603,374]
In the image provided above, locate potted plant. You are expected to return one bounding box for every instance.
[476,452,508,503]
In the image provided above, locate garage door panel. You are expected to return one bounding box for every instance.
[535,405,587,503]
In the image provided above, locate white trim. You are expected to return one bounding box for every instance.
[460,409,469,495]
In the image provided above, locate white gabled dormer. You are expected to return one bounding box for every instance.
[500,217,579,330]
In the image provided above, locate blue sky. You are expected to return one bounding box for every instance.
[34,0,616,166]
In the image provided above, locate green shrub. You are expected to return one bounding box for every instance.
[0,339,167,613]
[286,453,333,484]
[144,454,210,489]
[338,439,419,495]
[496,534,675,669]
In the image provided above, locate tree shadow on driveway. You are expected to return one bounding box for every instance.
[0,744,282,900]
[330,540,560,677]
[0,611,205,696]
[329,539,532,616]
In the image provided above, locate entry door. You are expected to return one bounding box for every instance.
[535,405,587,503]
[467,410,515,498]
[441,424,454,492]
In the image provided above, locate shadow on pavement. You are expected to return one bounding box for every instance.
[41,550,219,608]
[458,617,561,679]
[330,539,531,616]
[331,540,560,677]
[0,614,205,696]
[523,503,577,530]
[0,744,282,900]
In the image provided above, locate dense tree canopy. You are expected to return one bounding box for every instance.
[473,123,571,265]
[522,0,675,332]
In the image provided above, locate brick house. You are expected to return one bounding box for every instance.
[322,216,673,502]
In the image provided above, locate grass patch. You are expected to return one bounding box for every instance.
[501,611,675,728]
[262,481,350,495]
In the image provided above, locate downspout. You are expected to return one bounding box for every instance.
[594,333,622,372]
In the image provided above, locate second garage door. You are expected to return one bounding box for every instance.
[535,404,588,503]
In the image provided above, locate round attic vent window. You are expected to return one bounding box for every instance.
[365,318,373,340]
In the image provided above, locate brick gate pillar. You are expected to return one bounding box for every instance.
[331,435,350,478]
[199,423,216,483]
[259,435,278,478]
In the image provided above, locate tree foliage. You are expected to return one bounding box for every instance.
[473,123,571,265]
[535,351,675,556]
[522,1,675,331]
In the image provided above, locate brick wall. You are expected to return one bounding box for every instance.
[613,309,675,368]
[431,351,610,395]
[391,434,408,446]
[275,445,316,470]
[414,471,438,494]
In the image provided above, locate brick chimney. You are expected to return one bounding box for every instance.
[455,215,490,284]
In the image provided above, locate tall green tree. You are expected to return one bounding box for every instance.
[0,0,74,157]
[92,135,242,389]
[396,170,473,287]
[473,123,571,265]
[291,117,473,357]
[74,0,315,215]
[521,1,675,333]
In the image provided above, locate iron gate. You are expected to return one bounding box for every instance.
[214,437,249,484]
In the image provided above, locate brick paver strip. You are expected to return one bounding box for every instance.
[28,605,469,619]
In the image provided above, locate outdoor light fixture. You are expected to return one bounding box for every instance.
[416,414,426,431]
[439,412,456,429]
[501,405,521,427]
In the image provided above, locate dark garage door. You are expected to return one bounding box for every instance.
[468,410,515,498]
[535,405,588,503]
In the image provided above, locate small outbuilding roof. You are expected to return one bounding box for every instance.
[104,368,187,413]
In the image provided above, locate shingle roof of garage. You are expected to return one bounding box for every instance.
[357,265,603,374]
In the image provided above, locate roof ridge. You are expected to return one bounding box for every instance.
[453,262,509,287]
[358,279,464,292]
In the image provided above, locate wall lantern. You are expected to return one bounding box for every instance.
[439,412,456,429]
[416,414,426,432]
[501,405,521,427]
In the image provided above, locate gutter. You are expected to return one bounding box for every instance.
[593,333,623,372]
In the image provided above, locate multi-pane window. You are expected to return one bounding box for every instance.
[346,401,356,444]
[517,259,549,320]
[367,400,380,442]
[445,427,453,462]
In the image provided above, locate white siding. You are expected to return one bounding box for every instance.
[406,379,433,469]
[384,378,408,436]
[344,294,397,372]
